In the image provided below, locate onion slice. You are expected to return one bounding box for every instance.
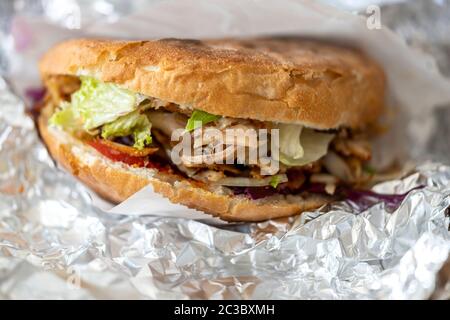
[211,174,288,187]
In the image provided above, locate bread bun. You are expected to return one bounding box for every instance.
[39,37,385,129]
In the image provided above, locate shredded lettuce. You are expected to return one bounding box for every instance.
[278,124,304,159]
[276,124,334,167]
[49,101,82,132]
[185,110,221,131]
[213,174,288,187]
[49,77,152,149]
[101,110,152,150]
[269,175,281,188]
[71,76,142,130]
[363,164,376,175]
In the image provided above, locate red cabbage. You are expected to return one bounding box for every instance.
[231,186,280,200]
[342,185,424,211]
[25,87,46,103]
[232,181,424,211]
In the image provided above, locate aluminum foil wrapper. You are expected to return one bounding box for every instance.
[0,79,448,299]
[0,0,450,299]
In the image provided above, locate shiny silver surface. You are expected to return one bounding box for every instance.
[0,0,449,299]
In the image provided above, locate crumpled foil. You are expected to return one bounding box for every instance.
[0,80,449,301]
[1,0,450,300]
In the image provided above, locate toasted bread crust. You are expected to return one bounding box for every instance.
[38,108,329,222]
[39,37,385,129]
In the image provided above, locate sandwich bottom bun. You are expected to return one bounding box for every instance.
[38,109,329,222]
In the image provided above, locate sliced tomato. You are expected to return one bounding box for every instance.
[88,139,146,167]
[98,139,158,157]
[88,138,172,173]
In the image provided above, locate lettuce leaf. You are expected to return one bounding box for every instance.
[276,124,334,167]
[185,110,221,131]
[269,175,281,188]
[49,101,82,132]
[101,110,152,150]
[72,76,142,130]
[278,124,304,159]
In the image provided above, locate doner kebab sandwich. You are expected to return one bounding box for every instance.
[36,37,386,221]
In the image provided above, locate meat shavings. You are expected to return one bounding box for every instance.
[44,75,80,106]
